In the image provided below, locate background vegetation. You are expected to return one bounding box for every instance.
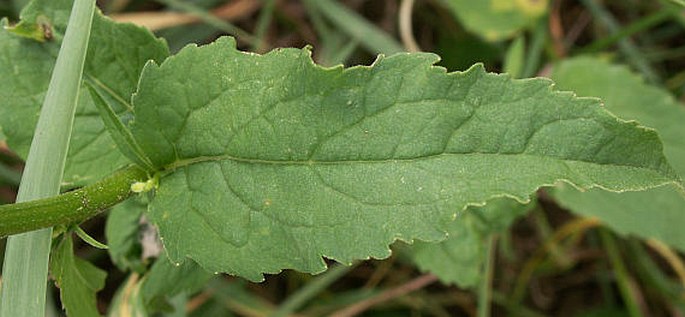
[1,0,685,316]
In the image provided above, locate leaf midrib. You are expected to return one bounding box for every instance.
[161,152,669,175]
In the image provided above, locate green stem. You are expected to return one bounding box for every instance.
[626,240,685,312]
[599,229,645,317]
[0,0,96,315]
[156,0,256,45]
[271,264,354,317]
[477,235,496,317]
[521,18,547,78]
[491,291,546,317]
[309,0,403,55]
[579,10,673,54]
[251,0,276,53]
[580,0,659,83]
[0,165,147,238]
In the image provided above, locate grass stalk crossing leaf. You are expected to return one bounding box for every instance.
[0,0,96,315]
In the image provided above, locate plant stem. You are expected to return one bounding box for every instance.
[579,10,673,54]
[329,274,438,317]
[399,0,420,52]
[156,0,256,46]
[0,0,96,315]
[0,165,147,238]
[580,0,659,83]
[309,0,404,55]
[271,264,354,317]
[599,229,645,317]
[646,238,685,287]
[478,235,496,317]
[251,0,276,53]
[626,240,685,312]
[491,291,546,317]
[521,18,547,78]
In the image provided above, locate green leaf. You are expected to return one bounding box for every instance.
[439,0,548,41]
[50,235,107,317]
[550,57,685,252]
[410,197,532,287]
[140,257,212,313]
[0,0,168,185]
[503,36,525,78]
[131,37,678,281]
[107,257,211,316]
[106,198,145,272]
[1,0,96,315]
[305,0,403,55]
[108,274,148,317]
[88,85,155,171]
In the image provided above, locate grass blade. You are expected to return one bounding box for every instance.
[307,0,403,55]
[0,0,96,315]
[271,264,355,317]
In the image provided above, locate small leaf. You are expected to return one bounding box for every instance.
[87,84,155,171]
[130,37,678,280]
[550,57,685,252]
[107,274,147,317]
[410,197,532,287]
[4,15,51,42]
[439,0,548,41]
[140,257,212,313]
[51,235,107,317]
[106,198,145,272]
[107,257,210,316]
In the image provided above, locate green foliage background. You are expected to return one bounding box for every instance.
[1,0,685,316]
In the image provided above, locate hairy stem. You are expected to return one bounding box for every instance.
[0,165,148,238]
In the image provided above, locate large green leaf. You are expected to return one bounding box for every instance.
[550,57,685,251]
[440,0,548,41]
[410,197,532,287]
[0,0,168,185]
[50,235,107,317]
[131,37,678,281]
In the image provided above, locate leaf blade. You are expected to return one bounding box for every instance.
[51,235,107,317]
[439,0,548,41]
[131,37,679,280]
[410,197,532,287]
[550,57,685,252]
